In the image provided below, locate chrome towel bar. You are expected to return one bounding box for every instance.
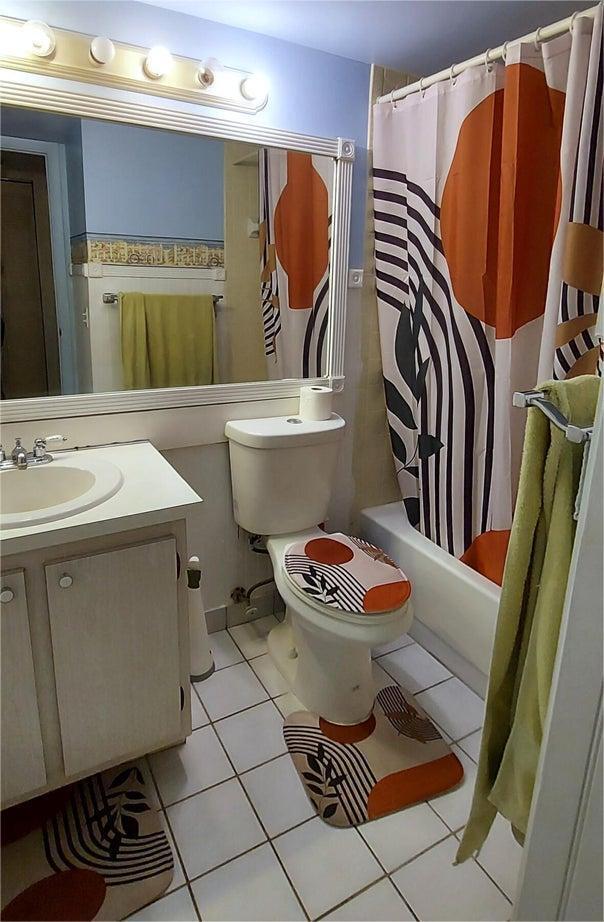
[513,390,593,444]
[102,292,223,306]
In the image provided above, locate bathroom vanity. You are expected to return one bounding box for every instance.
[0,442,201,809]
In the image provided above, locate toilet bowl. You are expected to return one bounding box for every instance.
[266,528,413,724]
[224,413,414,725]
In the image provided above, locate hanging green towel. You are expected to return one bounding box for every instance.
[456,375,601,863]
[120,292,215,389]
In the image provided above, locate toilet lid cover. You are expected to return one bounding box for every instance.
[283,533,411,615]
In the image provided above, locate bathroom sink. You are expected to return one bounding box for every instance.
[0,457,124,529]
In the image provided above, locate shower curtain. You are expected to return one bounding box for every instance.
[372,9,602,583]
[259,149,332,379]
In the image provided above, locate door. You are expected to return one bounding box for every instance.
[1,569,47,804]
[45,538,181,777]
[1,149,61,398]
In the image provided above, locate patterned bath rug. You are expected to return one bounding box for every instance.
[1,762,173,921]
[284,684,463,827]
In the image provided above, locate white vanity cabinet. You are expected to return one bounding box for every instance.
[1,524,192,810]
[1,569,47,803]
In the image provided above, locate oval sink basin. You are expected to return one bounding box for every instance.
[0,457,124,529]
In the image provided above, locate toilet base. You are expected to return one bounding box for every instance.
[268,613,375,725]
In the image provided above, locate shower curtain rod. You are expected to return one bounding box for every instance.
[377,3,600,104]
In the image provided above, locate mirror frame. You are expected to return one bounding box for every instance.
[0,69,354,422]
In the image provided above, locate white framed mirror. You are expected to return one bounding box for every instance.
[0,66,354,422]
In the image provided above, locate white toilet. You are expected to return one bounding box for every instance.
[225,413,413,725]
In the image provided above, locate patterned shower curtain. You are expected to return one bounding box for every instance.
[259,149,332,379]
[372,9,603,584]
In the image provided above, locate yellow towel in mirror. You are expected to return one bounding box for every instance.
[120,292,215,389]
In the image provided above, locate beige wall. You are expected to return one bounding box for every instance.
[223,141,267,384]
[351,65,417,529]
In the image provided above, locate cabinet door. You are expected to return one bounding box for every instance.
[45,538,181,777]
[1,569,47,803]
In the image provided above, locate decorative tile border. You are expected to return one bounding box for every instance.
[71,234,225,268]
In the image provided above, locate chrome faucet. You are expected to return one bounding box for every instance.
[1,435,66,471]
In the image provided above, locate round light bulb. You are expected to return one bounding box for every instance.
[240,73,269,102]
[22,20,56,58]
[196,64,214,88]
[89,36,115,65]
[143,45,173,79]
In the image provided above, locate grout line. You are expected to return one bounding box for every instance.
[349,827,419,921]
[383,831,455,878]
[313,872,390,921]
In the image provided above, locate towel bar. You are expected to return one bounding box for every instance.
[513,390,593,444]
[102,292,223,306]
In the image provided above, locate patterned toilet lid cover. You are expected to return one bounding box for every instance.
[283,533,411,615]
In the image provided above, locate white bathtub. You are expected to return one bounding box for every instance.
[361,502,500,697]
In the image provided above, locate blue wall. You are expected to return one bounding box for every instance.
[0,0,370,265]
[80,120,224,240]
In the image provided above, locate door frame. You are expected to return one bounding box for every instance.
[1,135,78,394]
[512,389,603,920]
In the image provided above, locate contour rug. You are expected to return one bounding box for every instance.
[0,763,173,921]
[284,684,463,827]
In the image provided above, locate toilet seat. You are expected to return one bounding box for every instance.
[283,532,411,622]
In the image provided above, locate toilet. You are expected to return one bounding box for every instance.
[225,413,413,725]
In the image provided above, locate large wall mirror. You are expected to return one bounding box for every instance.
[1,103,339,402]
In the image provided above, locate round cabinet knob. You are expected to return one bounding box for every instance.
[58,574,73,589]
[0,587,14,603]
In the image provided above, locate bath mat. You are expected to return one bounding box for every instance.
[284,533,411,614]
[284,684,463,827]
[0,762,173,921]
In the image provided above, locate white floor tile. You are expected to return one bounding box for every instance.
[416,677,484,740]
[391,837,511,921]
[190,686,210,730]
[372,660,395,691]
[210,630,244,669]
[241,753,316,837]
[195,661,268,721]
[149,726,234,806]
[472,813,523,901]
[250,653,291,697]
[127,886,198,921]
[167,778,265,879]
[325,879,415,921]
[372,634,414,659]
[229,615,279,659]
[430,746,476,831]
[379,644,452,694]
[191,842,305,921]
[215,701,286,773]
[359,802,450,872]
[274,691,304,718]
[273,816,382,919]
[458,729,482,763]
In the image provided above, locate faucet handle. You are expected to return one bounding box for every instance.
[33,434,66,458]
[0,445,5,463]
[43,434,66,444]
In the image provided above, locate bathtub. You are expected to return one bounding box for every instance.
[361,502,500,697]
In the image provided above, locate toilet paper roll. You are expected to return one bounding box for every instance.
[299,385,333,421]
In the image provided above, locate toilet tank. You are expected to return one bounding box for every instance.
[225,414,345,535]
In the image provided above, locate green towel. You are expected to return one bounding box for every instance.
[456,375,601,863]
[121,292,215,389]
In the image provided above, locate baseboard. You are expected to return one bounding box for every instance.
[205,605,227,634]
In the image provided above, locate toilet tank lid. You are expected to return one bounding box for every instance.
[225,413,345,449]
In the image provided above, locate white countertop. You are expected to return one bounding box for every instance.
[1,441,202,555]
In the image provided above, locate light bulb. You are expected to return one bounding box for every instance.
[22,20,56,58]
[89,36,115,65]
[240,73,269,102]
[196,57,223,88]
[143,45,173,79]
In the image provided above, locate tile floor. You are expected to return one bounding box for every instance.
[130,616,522,921]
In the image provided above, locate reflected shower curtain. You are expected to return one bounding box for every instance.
[372,9,603,583]
[259,149,332,379]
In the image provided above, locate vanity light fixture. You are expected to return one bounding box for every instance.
[22,20,56,57]
[143,45,173,79]
[89,36,116,65]
[240,73,269,102]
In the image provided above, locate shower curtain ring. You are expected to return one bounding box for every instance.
[419,76,427,97]
[533,27,543,50]
[449,64,457,86]
[484,48,493,72]
[501,41,509,63]
[390,89,398,109]
[570,12,579,34]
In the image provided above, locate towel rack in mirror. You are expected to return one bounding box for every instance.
[513,390,593,444]
[102,292,223,307]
